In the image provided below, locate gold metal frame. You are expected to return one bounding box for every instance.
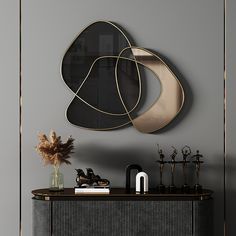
[68,55,141,116]
[60,20,141,117]
[61,21,185,133]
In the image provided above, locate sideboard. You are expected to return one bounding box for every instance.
[32,188,213,236]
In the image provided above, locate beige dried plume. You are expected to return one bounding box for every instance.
[36,130,74,166]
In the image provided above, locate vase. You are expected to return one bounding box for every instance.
[49,165,64,191]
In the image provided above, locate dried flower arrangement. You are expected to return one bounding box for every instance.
[36,130,74,166]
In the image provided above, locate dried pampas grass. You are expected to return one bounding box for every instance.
[36,130,74,166]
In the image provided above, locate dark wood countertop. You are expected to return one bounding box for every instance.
[32,188,213,201]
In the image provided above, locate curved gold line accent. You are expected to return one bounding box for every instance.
[64,51,184,131]
[61,21,185,132]
[66,53,160,117]
[73,55,141,116]
[65,115,132,131]
[66,54,164,131]
[60,21,141,118]
[115,47,139,124]
[115,47,185,133]
[64,54,159,131]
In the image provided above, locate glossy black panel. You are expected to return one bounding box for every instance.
[115,49,140,114]
[61,21,140,129]
[78,57,139,115]
[67,97,130,130]
[62,21,131,93]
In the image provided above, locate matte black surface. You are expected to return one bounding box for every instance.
[193,199,214,236]
[32,198,213,236]
[125,164,142,192]
[52,200,192,236]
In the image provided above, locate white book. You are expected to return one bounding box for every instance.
[74,188,110,194]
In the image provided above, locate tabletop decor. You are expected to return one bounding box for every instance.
[136,172,149,194]
[181,145,191,192]
[35,130,74,191]
[75,168,110,187]
[155,145,205,193]
[156,144,168,192]
[192,150,204,192]
[75,168,110,194]
[125,164,143,193]
[168,147,180,193]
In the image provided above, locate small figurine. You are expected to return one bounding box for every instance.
[192,150,204,192]
[156,144,167,192]
[168,146,180,193]
[75,168,110,187]
[181,145,191,192]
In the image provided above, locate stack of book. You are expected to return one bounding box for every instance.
[74,186,110,194]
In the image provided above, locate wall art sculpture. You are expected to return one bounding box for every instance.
[61,21,184,133]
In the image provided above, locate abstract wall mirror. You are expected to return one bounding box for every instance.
[61,21,184,133]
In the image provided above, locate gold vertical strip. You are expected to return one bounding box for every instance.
[19,0,22,235]
[224,0,227,235]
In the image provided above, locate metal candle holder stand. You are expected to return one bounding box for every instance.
[156,145,204,194]
[156,145,168,193]
[192,150,204,193]
[167,147,182,193]
[180,146,191,193]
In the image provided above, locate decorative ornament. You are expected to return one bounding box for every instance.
[61,21,185,133]
[35,130,74,191]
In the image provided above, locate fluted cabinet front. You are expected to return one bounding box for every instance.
[33,199,213,236]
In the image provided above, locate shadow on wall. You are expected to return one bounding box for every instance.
[73,144,224,236]
[74,144,160,187]
[73,143,224,188]
[74,144,155,170]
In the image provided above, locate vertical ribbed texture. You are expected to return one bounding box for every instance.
[33,199,213,236]
[32,200,51,236]
[193,199,214,236]
[52,201,192,236]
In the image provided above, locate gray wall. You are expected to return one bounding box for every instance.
[226,0,236,235]
[21,1,224,235]
[0,0,19,235]
[1,0,230,235]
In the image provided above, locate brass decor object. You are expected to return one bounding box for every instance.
[181,145,191,193]
[192,150,204,193]
[167,146,181,193]
[61,21,185,133]
[155,145,205,193]
[156,144,168,192]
